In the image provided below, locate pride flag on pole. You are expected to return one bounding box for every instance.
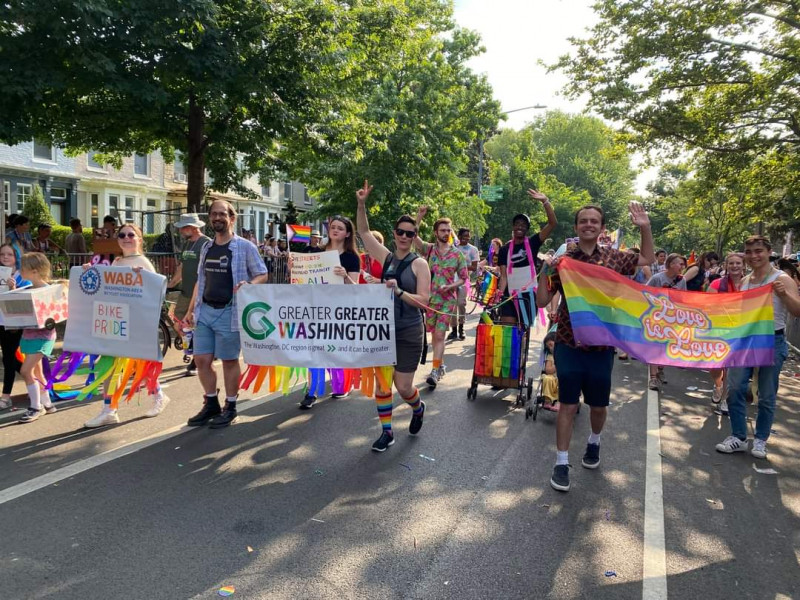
[558,257,775,368]
[287,224,311,244]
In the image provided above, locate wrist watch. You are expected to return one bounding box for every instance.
[396,288,405,298]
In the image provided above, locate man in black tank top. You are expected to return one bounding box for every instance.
[356,181,432,452]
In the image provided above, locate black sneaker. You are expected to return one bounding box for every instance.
[299,394,317,410]
[409,401,426,436]
[209,401,238,429]
[458,325,465,341]
[446,329,459,341]
[371,431,395,452]
[550,464,571,492]
[330,391,350,399]
[187,396,221,426]
[581,443,600,469]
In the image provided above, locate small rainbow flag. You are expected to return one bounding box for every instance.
[287,224,311,244]
[558,257,775,368]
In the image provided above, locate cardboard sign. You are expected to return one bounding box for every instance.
[237,284,396,368]
[63,266,166,360]
[290,250,343,284]
[0,266,12,293]
[0,284,69,329]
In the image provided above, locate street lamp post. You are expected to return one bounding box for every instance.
[478,104,547,198]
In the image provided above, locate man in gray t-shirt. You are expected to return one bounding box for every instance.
[645,253,687,391]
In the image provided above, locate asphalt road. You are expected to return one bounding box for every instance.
[1,316,799,600]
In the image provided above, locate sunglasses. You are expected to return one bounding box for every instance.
[394,228,417,239]
[118,232,137,239]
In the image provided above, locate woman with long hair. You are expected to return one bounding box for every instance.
[84,224,170,427]
[707,252,746,414]
[0,243,30,410]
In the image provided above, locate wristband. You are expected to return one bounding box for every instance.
[396,288,405,298]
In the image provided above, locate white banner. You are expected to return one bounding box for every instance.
[237,284,396,368]
[290,250,343,284]
[63,266,167,361]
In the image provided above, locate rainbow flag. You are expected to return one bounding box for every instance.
[558,257,775,368]
[287,224,311,244]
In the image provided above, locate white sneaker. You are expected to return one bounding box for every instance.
[0,396,12,410]
[43,403,57,414]
[437,365,447,380]
[751,438,768,459]
[712,385,723,404]
[426,368,440,388]
[145,390,170,417]
[84,407,120,428]
[716,435,748,454]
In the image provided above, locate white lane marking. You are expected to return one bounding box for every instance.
[642,386,668,599]
[0,387,296,506]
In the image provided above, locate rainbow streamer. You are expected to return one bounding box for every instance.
[558,257,775,368]
[238,365,393,399]
[477,272,497,305]
[287,224,311,244]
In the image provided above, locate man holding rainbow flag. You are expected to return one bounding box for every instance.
[537,202,655,493]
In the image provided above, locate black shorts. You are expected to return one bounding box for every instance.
[553,343,614,407]
[499,293,536,322]
[395,322,424,373]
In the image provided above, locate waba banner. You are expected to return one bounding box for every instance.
[558,257,774,368]
[63,266,167,361]
[237,284,396,368]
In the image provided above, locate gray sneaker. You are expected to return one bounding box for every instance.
[426,368,439,388]
[550,464,571,492]
[437,365,447,379]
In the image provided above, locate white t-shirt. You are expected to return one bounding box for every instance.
[455,243,479,282]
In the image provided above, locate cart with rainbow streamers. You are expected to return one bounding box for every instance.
[466,313,533,407]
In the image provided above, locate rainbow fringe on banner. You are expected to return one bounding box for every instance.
[287,224,311,244]
[558,257,775,368]
[477,272,497,306]
[239,365,396,398]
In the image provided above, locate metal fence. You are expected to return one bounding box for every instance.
[46,253,181,280]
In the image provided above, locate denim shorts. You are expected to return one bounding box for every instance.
[553,343,615,407]
[194,303,241,360]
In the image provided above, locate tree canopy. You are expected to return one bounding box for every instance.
[0,0,475,212]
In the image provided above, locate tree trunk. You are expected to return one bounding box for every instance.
[187,93,206,213]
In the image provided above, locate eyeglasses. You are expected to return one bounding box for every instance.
[394,228,417,239]
[118,232,137,239]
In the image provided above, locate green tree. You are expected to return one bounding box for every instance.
[0,0,434,212]
[22,185,55,230]
[285,14,501,236]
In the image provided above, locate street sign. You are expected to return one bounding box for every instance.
[480,185,503,202]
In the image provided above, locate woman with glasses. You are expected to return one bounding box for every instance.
[83,224,170,427]
[356,181,432,452]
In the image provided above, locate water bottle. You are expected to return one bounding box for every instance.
[182,328,194,356]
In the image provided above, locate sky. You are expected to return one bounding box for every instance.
[452,0,655,192]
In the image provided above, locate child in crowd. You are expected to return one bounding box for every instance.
[0,243,31,409]
[17,253,58,423]
[541,331,559,411]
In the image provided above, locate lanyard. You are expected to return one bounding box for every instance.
[507,235,537,287]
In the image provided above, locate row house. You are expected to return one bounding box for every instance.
[0,142,319,242]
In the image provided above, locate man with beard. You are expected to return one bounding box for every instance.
[168,213,211,376]
[448,227,480,341]
[185,200,268,428]
[414,207,468,389]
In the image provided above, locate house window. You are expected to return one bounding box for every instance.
[17,183,32,212]
[108,194,119,219]
[261,181,272,198]
[124,195,136,223]
[88,151,105,171]
[91,193,100,228]
[283,182,292,200]
[50,188,67,201]
[3,182,9,213]
[173,151,187,182]
[304,190,311,205]
[134,153,149,176]
[33,140,54,162]
[144,198,158,233]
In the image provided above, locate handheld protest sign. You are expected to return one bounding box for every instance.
[63,266,167,361]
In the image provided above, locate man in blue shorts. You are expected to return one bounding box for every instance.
[185,200,268,428]
[537,202,654,492]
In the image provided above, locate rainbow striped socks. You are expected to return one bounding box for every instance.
[375,392,393,432]
[404,389,423,415]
